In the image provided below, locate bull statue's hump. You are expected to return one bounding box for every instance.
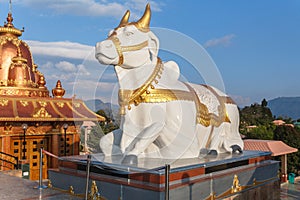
[95,4,243,165]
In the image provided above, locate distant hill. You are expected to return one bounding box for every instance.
[268,97,300,120]
[84,99,119,121]
[85,97,300,121]
[84,99,118,112]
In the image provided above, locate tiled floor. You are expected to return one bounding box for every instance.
[281,178,300,200]
[0,172,83,200]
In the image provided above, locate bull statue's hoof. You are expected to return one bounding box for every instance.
[122,155,138,166]
[207,149,218,156]
[231,145,243,154]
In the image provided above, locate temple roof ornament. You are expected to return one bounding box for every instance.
[0,12,23,37]
[52,80,65,98]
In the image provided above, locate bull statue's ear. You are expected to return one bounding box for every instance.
[148,31,159,57]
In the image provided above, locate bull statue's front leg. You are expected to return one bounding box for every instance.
[121,122,164,165]
[99,129,123,156]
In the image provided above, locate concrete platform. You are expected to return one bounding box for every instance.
[49,150,281,200]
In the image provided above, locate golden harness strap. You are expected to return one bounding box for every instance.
[118,57,232,127]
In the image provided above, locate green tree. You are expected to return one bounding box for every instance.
[239,104,274,134]
[246,125,275,140]
[261,98,268,107]
[273,125,300,174]
[96,109,108,120]
[80,124,106,153]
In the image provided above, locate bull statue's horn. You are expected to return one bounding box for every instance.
[136,3,151,32]
[118,10,130,27]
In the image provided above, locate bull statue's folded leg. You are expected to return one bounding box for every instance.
[100,129,122,156]
[121,122,164,165]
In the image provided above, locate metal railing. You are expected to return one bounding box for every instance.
[0,151,19,170]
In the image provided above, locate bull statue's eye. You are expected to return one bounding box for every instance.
[125,32,133,37]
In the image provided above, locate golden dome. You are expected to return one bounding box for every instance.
[0,12,49,97]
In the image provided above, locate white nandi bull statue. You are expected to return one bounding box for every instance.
[95,4,243,165]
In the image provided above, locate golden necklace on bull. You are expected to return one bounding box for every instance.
[118,57,231,127]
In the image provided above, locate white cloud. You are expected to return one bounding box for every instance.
[204,34,236,48]
[26,40,95,61]
[77,64,90,76]
[40,61,54,69]
[55,61,77,72]
[54,61,91,76]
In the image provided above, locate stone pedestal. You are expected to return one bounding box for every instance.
[48,151,280,200]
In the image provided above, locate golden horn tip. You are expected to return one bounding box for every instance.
[136,3,151,31]
[118,10,130,27]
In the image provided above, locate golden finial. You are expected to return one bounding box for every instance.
[52,80,65,98]
[0,1,23,36]
[38,75,46,88]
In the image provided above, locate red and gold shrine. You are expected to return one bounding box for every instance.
[0,12,104,180]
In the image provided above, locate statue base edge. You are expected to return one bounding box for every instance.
[48,151,280,200]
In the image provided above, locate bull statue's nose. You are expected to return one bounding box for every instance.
[95,39,119,64]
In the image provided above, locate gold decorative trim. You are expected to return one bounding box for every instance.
[0,86,49,97]
[66,102,86,118]
[120,40,148,52]
[0,117,100,122]
[47,180,53,188]
[33,107,52,118]
[88,181,107,200]
[0,27,22,36]
[69,186,74,195]
[0,99,8,106]
[118,57,231,127]
[20,100,29,107]
[39,101,47,107]
[73,102,81,108]
[205,175,278,200]
[50,101,66,118]
[118,57,163,114]
[56,102,64,108]
[108,36,148,66]
[46,179,106,199]
[0,96,103,122]
[109,36,123,66]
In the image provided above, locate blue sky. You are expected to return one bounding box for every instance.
[1,0,299,107]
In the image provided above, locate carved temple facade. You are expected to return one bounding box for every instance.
[0,12,104,180]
